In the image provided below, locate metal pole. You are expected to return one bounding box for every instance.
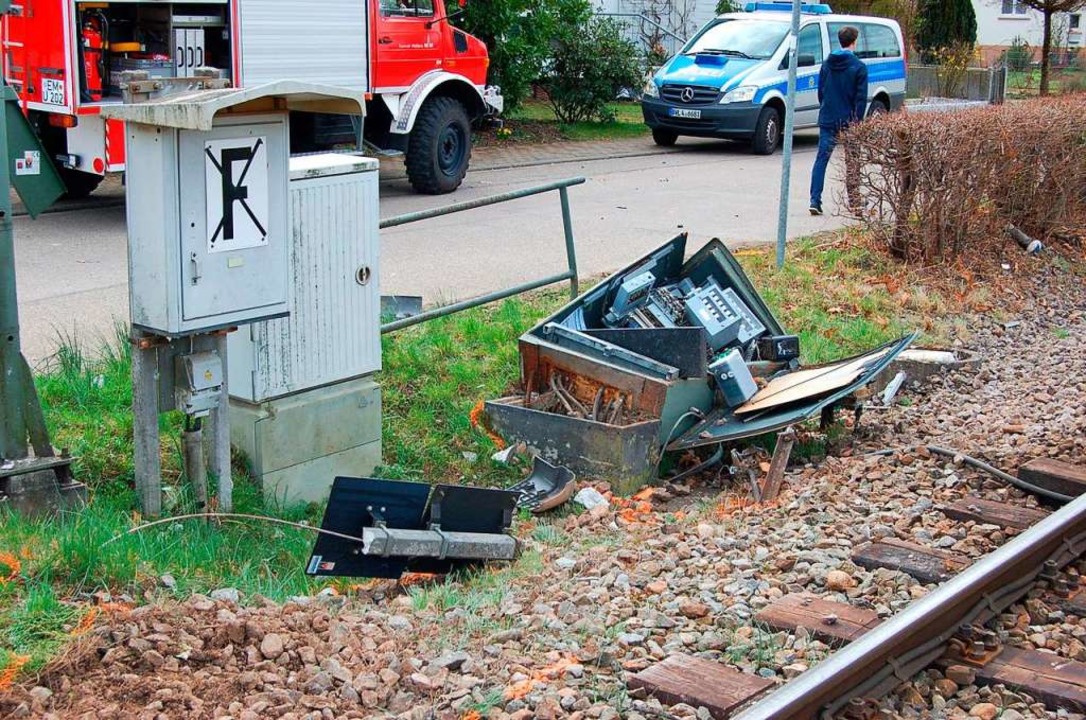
[774,0,803,270]
[209,332,232,512]
[380,177,586,229]
[131,333,162,516]
[558,187,580,299]
[0,93,26,459]
[381,270,574,334]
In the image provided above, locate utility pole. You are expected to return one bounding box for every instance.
[774,0,803,269]
[0,62,83,511]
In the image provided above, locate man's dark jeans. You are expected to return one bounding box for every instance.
[810,125,859,210]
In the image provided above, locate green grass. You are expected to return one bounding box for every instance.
[736,236,943,364]
[1006,67,1086,97]
[1,235,955,679]
[505,100,649,142]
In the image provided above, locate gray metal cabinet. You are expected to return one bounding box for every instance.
[229,153,381,402]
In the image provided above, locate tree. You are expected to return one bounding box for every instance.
[540,17,643,123]
[456,0,592,112]
[915,0,976,62]
[833,0,920,55]
[1015,0,1086,94]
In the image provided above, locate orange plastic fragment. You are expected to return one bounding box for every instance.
[0,552,21,584]
[469,401,506,450]
[0,654,30,691]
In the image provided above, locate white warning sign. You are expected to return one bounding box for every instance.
[204,137,269,254]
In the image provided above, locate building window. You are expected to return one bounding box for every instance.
[1071,14,1081,30]
[1001,0,1028,15]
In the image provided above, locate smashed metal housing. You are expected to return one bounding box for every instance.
[486,234,914,494]
[306,477,518,579]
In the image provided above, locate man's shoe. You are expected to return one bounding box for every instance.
[809,204,823,216]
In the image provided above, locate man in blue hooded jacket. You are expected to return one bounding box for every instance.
[809,25,867,216]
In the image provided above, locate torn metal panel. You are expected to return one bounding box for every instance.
[510,456,577,513]
[485,396,661,496]
[669,334,917,451]
[583,327,708,379]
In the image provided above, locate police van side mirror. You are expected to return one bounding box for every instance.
[779,53,818,71]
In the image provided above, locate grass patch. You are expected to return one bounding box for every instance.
[487,100,648,145]
[736,234,951,364]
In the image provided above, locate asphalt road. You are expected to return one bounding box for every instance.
[14,131,850,367]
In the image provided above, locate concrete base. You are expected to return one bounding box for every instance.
[229,376,381,506]
[0,459,87,517]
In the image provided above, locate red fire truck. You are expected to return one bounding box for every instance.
[2,0,501,196]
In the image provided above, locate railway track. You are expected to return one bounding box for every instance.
[628,459,1086,720]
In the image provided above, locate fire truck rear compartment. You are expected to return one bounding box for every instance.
[76,2,232,104]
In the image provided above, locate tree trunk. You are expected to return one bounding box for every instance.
[1040,10,1053,95]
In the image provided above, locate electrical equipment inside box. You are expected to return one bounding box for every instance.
[565,259,790,410]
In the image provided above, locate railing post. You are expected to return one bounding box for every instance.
[559,186,579,300]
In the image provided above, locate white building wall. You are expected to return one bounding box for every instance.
[972,0,1082,49]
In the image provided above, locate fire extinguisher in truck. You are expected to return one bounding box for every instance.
[3,0,503,199]
[79,9,108,102]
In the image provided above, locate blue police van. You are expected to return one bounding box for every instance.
[641,2,907,154]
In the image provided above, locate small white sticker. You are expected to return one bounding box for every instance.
[15,151,41,176]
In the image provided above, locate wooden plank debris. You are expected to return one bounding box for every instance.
[852,538,970,583]
[939,647,1086,713]
[940,496,1049,531]
[1018,459,1086,499]
[754,593,882,644]
[627,654,775,719]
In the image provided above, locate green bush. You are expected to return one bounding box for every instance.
[1006,35,1033,72]
[456,0,591,113]
[540,17,643,124]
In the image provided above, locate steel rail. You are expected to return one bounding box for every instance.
[732,489,1086,720]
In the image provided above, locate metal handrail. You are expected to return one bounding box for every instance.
[379,177,585,334]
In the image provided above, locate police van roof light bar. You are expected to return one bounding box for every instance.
[743,2,833,14]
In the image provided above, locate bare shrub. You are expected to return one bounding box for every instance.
[840,95,1086,262]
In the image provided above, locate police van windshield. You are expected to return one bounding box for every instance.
[683,19,789,59]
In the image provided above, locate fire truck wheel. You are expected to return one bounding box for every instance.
[406,96,472,195]
[60,168,104,199]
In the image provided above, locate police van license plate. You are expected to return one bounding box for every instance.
[668,108,701,119]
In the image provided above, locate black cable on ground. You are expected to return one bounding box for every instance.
[924,445,1073,504]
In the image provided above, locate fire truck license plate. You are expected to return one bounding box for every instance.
[41,78,65,106]
[668,108,701,119]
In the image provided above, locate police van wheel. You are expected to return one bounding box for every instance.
[751,106,781,155]
[867,99,889,118]
[652,128,678,147]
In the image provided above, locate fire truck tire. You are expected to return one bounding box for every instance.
[59,168,103,199]
[405,96,472,195]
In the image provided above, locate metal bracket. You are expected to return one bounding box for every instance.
[945,624,1003,667]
